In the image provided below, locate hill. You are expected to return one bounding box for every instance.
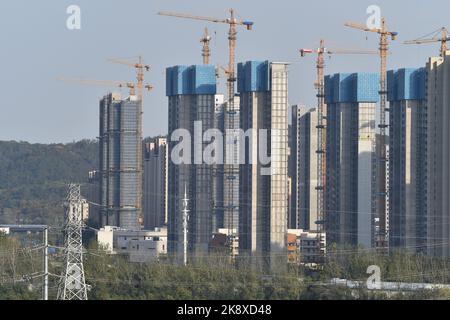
[0,140,98,226]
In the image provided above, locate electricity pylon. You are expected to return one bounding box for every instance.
[58,184,88,300]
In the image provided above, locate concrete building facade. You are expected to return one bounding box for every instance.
[387,68,427,253]
[325,73,379,248]
[212,94,241,234]
[212,94,225,232]
[296,106,319,231]
[238,60,289,269]
[166,64,217,259]
[288,229,326,265]
[426,52,450,258]
[99,93,142,230]
[86,170,100,226]
[143,137,168,230]
[97,226,167,263]
[288,106,298,230]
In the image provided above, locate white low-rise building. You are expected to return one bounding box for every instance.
[97,226,167,263]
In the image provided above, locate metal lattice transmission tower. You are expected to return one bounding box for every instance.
[58,184,88,300]
[345,18,398,248]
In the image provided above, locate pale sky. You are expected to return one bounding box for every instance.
[0,0,445,143]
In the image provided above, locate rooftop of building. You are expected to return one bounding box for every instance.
[166,64,217,96]
[325,72,380,104]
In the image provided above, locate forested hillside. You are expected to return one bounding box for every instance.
[0,140,98,226]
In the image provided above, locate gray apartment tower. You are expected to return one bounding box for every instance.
[86,170,100,227]
[294,106,319,231]
[238,60,289,268]
[288,106,299,229]
[426,52,450,258]
[166,64,217,259]
[212,94,240,233]
[143,137,168,230]
[212,94,225,232]
[325,73,379,248]
[99,93,142,230]
[387,68,427,253]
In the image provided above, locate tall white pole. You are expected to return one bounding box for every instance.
[182,184,189,266]
[44,227,48,301]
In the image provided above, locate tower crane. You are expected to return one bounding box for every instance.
[107,56,152,101]
[300,39,377,257]
[345,18,398,250]
[107,55,153,228]
[58,77,139,96]
[158,9,254,260]
[404,27,449,57]
[157,9,253,105]
[200,27,212,65]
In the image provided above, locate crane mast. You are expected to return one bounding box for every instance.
[200,27,212,65]
[300,40,377,256]
[107,56,152,102]
[345,18,397,250]
[303,39,326,238]
[224,9,239,260]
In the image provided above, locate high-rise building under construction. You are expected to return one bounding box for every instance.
[325,73,379,248]
[238,60,289,269]
[143,137,168,230]
[387,68,427,253]
[166,64,217,259]
[295,106,319,231]
[212,94,241,233]
[99,93,142,230]
[426,52,450,258]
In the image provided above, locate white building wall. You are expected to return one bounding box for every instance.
[297,107,318,231]
[357,102,376,248]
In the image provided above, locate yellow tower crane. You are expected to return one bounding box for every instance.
[200,27,212,65]
[106,56,153,228]
[158,9,253,99]
[300,40,377,259]
[344,18,398,250]
[404,27,449,57]
[107,56,153,102]
[58,77,138,95]
[158,9,254,259]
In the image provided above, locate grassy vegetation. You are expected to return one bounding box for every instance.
[1,235,450,300]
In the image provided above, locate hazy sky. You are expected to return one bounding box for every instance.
[0,0,446,143]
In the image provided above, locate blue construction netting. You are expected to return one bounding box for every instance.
[166,65,217,96]
[387,68,426,101]
[237,60,270,92]
[355,73,380,102]
[325,72,380,103]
